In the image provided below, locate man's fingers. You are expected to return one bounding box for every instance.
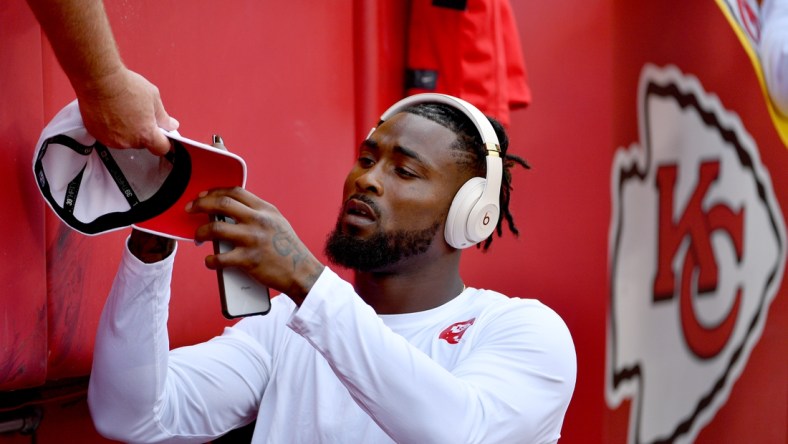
[144,128,173,156]
[188,188,271,219]
[145,98,177,155]
[219,187,270,213]
[187,191,254,225]
[154,99,179,132]
[205,244,245,270]
[166,116,180,131]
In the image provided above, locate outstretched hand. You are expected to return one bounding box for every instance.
[76,67,179,156]
[186,187,325,305]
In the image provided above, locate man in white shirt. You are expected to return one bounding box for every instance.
[88,95,577,443]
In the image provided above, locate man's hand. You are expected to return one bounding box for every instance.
[129,228,176,264]
[186,187,325,305]
[25,0,179,156]
[77,67,180,156]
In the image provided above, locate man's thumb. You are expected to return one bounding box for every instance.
[145,129,173,156]
[155,102,179,132]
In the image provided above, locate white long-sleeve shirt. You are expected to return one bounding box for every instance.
[88,242,576,444]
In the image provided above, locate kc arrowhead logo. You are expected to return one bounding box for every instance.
[438,318,476,344]
[607,64,785,444]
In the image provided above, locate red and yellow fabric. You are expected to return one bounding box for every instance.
[715,0,788,147]
[406,0,531,127]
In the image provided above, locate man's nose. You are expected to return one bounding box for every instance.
[354,165,383,195]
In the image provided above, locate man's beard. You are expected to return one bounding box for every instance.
[324,220,442,272]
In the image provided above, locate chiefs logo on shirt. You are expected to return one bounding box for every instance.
[607,64,785,444]
[439,318,476,344]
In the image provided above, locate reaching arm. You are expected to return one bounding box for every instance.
[88,230,272,443]
[26,0,179,154]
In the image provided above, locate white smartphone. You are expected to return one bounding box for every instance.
[209,134,271,319]
[212,214,271,319]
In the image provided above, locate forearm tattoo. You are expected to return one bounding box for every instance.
[270,223,324,305]
[272,224,309,269]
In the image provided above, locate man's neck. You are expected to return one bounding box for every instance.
[353,252,465,314]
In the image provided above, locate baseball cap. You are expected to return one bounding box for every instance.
[32,100,246,240]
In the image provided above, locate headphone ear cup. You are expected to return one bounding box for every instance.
[444,177,486,249]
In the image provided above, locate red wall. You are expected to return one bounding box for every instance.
[2,1,359,441]
[0,0,48,392]
[504,2,614,442]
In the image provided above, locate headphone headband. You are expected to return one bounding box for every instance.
[379,93,501,155]
[376,93,504,249]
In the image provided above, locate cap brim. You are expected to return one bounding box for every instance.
[132,130,246,241]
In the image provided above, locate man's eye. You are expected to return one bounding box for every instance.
[395,167,417,178]
[358,157,374,167]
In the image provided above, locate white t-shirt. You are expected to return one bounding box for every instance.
[88,242,576,444]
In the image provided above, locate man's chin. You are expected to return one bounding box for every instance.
[324,221,440,272]
[339,222,374,238]
[324,228,390,271]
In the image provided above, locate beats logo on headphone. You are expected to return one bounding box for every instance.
[376,93,503,249]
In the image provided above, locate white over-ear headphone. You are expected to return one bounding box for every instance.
[376,93,502,249]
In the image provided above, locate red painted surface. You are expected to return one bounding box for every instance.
[0,0,48,392]
[3,1,359,440]
[38,0,359,381]
[501,2,614,442]
[607,1,787,443]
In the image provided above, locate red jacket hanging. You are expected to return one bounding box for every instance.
[406,0,531,127]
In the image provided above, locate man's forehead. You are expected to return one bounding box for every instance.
[368,112,458,157]
[362,138,426,163]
